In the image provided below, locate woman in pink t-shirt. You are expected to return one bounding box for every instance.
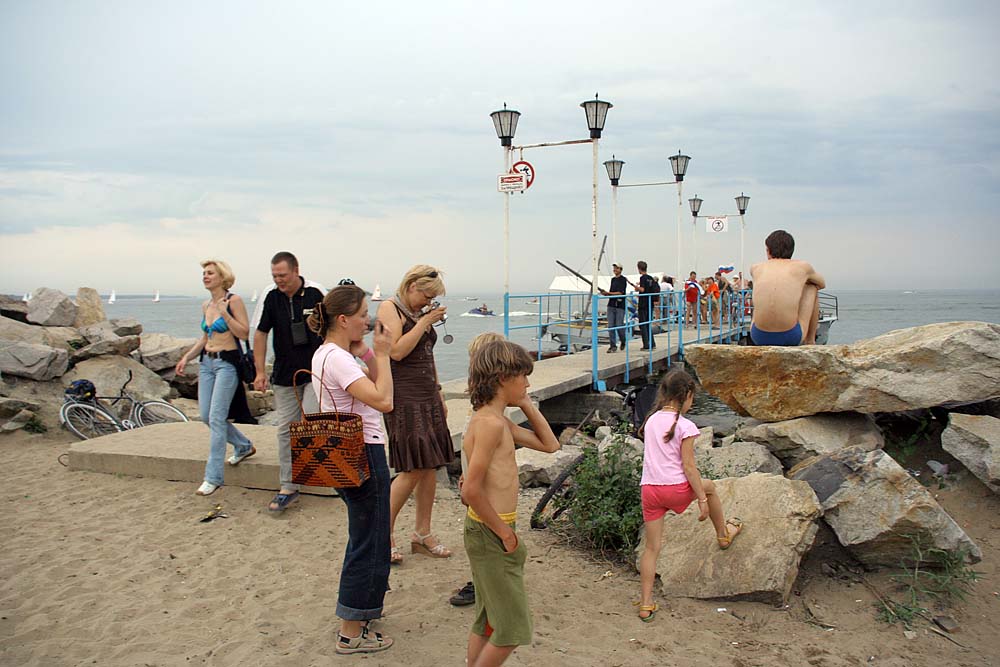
[306,284,396,656]
[635,369,744,622]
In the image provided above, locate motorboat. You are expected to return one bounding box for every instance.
[467,305,494,316]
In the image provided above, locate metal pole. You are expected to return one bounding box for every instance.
[675,182,682,279]
[692,214,698,275]
[739,213,746,283]
[591,138,599,295]
[612,184,618,265]
[503,146,511,297]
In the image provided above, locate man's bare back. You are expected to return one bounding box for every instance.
[749,230,826,345]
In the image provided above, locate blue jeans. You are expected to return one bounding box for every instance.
[336,444,391,621]
[198,355,253,486]
[607,306,625,348]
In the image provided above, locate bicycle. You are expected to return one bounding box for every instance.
[60,370,188,440]
[530,383,658,529]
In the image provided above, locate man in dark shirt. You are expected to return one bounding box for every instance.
[599,263,628,353]
[636,260,659,350]
[250,251,326,512]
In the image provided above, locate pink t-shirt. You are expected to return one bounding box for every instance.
[641,410,701,485]
[311,343,385,444]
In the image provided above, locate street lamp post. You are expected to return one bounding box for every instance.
[581,95,613,293]
[603,155,624,264]
[490,104,521,297]
[688,194,703,274]
[669,151,691,278]
[735,192,750,281]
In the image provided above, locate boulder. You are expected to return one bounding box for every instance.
[0,316,85,351]
[110,317,143,337]
[736,413,884,468]
[71,335,142,362]
[941,413,1000,494]
[0,396,42,418]
[634,473,821,604]
[26,288,77,327]
[140,333,196,372]
[516,446,581,487]
[697,442,784,478]
[158,363,199,399]
[788,446,981,567]
[0,341,69,381]
[78,322,120,344]
[690,412,743,438]
[63,356,171,403]
[2,408,35,432]
[686,322,1000,421]
[42,326,88,352]
[0,295,29,323]
[598,432,645,457]
[73,287,106,327]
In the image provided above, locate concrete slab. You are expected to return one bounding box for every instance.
[67,422,338,495]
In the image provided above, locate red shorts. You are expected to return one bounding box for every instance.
[641,482,696,521]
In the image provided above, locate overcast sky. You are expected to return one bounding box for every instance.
[2,1,998,297]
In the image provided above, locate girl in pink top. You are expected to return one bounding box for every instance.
[636,369,744,622]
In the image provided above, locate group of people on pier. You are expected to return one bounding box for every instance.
[171,228,824,663]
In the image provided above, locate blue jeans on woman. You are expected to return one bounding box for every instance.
[198,355,253,486]
[336,444,391,621]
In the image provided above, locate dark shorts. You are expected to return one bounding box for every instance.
[750,322,803,346]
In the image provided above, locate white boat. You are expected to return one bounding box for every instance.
[152,290,160,303]
[371,284,384,301]
[21,293,29,303]
[251,290,258,303]
[108,290,116,305]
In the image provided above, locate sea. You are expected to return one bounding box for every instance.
[87,290,1000,383]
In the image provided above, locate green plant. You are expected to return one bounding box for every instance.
[884,415,931,461]
[554,434,644,560]
[23,415,47,434]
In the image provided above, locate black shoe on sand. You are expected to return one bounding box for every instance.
[449,581,475,606]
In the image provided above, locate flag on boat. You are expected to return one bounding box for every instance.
[705,216,729,233]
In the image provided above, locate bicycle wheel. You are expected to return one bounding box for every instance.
[61,402,123,440]
[530,452,587,530]
[136,400,189,426]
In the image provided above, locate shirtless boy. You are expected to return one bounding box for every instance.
[461,340,560,667]
[749,230,826,345]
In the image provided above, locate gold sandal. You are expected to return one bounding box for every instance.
[633,601,658,622]
[411,532,452,558]
[717,518,744,550]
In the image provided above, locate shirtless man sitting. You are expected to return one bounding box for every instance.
[749,230,825,345]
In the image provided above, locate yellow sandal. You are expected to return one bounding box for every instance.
[717,518,744,550]
[634,601,658,622]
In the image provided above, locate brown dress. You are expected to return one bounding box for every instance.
[384,302,454,472]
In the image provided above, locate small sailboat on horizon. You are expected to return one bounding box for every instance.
[251,290,258,303]
[153,290,160,303]
[371,284,384,301]
[108,290,116,305]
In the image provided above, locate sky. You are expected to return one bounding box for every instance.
[2,1,999,297]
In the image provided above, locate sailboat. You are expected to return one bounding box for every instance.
[153,290,160,303]
[21,293,30,303]
[251,290,258,303]
[371,284,384,301]
[108,290,116,305]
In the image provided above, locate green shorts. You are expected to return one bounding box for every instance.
[464,515,532,647]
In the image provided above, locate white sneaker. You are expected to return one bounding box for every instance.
[195,481,219,496]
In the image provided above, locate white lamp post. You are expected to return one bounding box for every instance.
[603,155,624,264]
[688,195,703,274]
[669,151,691,278]
[735,192,750,281]
[490,103,521,296]
[581,95,613,293]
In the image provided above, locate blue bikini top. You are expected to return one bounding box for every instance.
[201,315,228,336]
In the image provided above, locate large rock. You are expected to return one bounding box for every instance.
[634,473,821,604]
[63,356,170,403]
[73,287,106,327]
[686,322,1000,421]
[0,341,69,380]
[788,446,981,567]
[78,322,120,344]
[0,295,29,323]
[0,316,85,351]
[941,413,1000,494]
[71,335,142,362]
[158,363,200,399]
[735,413,884,468]
[0,396,42,418]
[516,446,581,487]
[140,333,196,372]
[110,317,143,336]
[697,442,784,478]
[26,288,77,327]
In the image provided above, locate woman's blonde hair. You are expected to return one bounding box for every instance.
[467,339,533,410]
[201,259,235,290]
[397,264,445,299]
[467,332,505,357]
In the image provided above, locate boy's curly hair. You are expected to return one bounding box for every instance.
[467,339,534,409]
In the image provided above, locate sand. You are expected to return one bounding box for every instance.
[3,426,998,667]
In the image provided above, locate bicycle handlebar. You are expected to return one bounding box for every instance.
[121,370,134,394]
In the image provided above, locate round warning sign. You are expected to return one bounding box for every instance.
[511,160,535,188]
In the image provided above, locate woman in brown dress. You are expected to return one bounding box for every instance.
[377,265,454,564]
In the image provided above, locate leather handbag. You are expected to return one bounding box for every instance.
[288,367,370,488]
[234,337,257,385]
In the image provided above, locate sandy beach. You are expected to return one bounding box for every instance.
[3,423,998,667]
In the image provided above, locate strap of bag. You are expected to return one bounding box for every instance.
[292,347,357,419]
[226,293,252,352]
